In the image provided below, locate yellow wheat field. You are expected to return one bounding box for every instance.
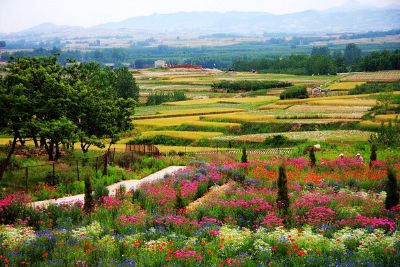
[162,96,279,106]
[202,113,275,122]
[307,99,376,106]
[134,108,245,120]
[287,105,371,112]
[141,130,224,140]
[134,116,201,127]
[341,71,400,82]
[258,104,290,110]
[327,82,365,90]
[375,114,399,122]
[181,121,241,128]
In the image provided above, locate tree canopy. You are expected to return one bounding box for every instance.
[0,56,137,179]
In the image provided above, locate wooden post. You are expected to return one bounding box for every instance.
[113,148,116,163]
[25,167,28,191]
[103,152,108,176]
[76,160,80,181]
[52,162,56,185]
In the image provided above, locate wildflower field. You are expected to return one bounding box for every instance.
[1,156,400,266]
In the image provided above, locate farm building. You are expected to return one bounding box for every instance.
[154,60,167,68]
[311,85,330,96]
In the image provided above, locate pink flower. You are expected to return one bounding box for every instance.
[210,230,220,236]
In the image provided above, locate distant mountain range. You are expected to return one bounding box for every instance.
[10,6,400,36]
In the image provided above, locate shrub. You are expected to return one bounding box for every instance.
[349,82,400,95]
[84,176,94,214]
[211,80,291,92]
[276,164,289,217]
[94,183,109,201]
[280,86,308,99]
[241,147,248,163]
[370,143,377,167]
[146,91,187,105]
[385,167,399,210]
[309,148,317,167]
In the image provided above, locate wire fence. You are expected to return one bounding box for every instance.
[0,144,294,192]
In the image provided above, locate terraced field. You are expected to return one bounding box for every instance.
[119,69,400,152]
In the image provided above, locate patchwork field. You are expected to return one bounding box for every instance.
[341,70,400,82]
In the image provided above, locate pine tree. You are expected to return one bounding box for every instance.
[370,143,377,167]
[309,148,317,167]
[241,147,247,163]
[277,164,290,217]
[385,167,399,210]
[84,176,94,214]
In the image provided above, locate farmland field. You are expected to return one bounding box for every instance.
[341,70,400,82]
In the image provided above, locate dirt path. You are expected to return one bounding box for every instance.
[32,166,186,208]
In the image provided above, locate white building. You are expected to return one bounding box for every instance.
[154,60,167,68]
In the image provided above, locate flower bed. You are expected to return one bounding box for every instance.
[1,158,400,266]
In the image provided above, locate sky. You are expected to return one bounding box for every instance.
[0,0,399,33]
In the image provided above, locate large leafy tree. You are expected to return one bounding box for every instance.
[113,67,139,100]
[0,56,135,179]
[344,43,362,66]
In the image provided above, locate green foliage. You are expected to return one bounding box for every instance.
[375,121,400,148]
[356,49,400,71]
[241,147,247,163]
[211,80,291,92]
[263,135,290,147]
[277,164,289,217]
[84,176,94,214]
[113,67,139,100]
[344,43,362,66]
[146,91,187,105]
[349,82,400,95]
[385,167,399,210]
[280,86,308,100]
[94,183,109,201]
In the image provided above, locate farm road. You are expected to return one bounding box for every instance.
[32,166,186,208]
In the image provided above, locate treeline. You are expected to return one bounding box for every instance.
[280,86,308,100]
[211,80,291,92]
[232,45,400,75]
[146,91,187,105]
[349,82,400,95]
[0,56,138,179]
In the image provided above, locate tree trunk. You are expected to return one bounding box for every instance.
[18,136,25,147]
[40,136,46,148]
[0,135,18,180]
[33,136,39,148]
[55,143,61,161]
[47,142,54,161]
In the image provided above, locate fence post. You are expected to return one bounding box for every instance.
[103,152,108,176]
[52,162,56,185]
[76,160,80,181]
[25,167,28,191]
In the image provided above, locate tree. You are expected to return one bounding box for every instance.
[84,176,94,214]
[311,46,330,57]
[277,164,289,217]
[309,147,317,168]
[113,67,139,100]
[385,167,399,210]
[241,147,247,163]
[376,92,395,113]
[344,43,361,66]
[38,117,77,161]
[369,137,378,168]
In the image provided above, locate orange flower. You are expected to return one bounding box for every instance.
[166,256,171,261]
[42,251,49,258]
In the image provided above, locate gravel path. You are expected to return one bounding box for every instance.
[32,166,186,208]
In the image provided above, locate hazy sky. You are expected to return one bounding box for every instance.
[0,0,398,33]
